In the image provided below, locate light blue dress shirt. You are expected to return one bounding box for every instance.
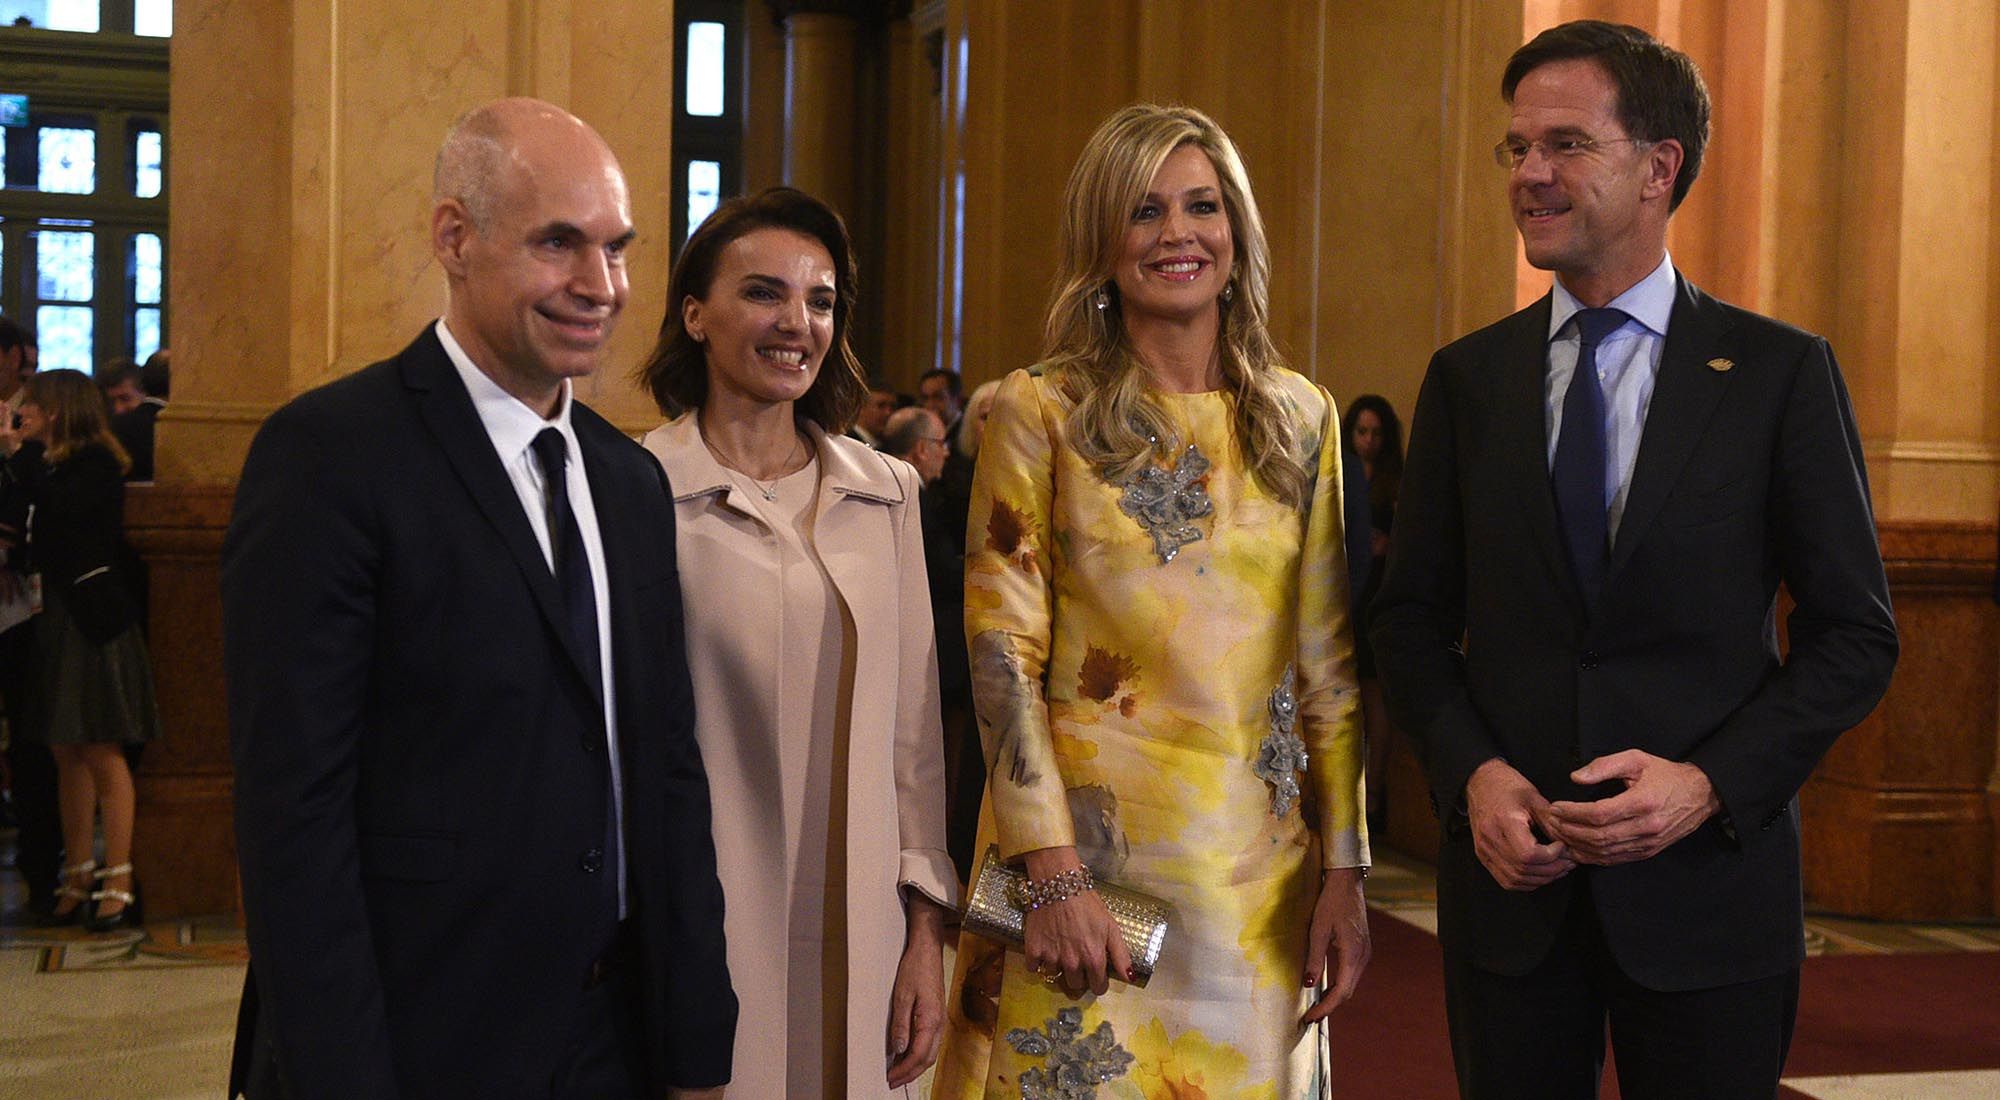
[1544,253,1677,541]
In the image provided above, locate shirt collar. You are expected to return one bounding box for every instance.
[435,319,576,460]
[1548,252,1676,342]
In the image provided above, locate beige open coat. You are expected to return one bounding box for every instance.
[640,414,959,1098]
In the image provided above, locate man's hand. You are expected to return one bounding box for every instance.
[1465,758,1574,890]
[1301,866,1371,1023]
[1542,750,1720,865]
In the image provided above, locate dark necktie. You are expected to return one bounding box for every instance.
[530,428,621,920]
[530,428,602,701]
[1551,308,1628,604]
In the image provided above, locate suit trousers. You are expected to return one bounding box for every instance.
[237,940,648,1100]
[1442,872,1799,1100]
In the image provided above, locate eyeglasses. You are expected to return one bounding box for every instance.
[1492,136,1653,169]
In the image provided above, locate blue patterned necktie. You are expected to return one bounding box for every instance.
[1551,308,1628,604]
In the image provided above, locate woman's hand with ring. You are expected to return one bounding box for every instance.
[1020,846,1132,997]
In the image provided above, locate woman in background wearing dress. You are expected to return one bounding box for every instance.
[932,104,1370,1099]
[2,369,160,930]
[636,186,959,1099]
[1343,394,1403,826]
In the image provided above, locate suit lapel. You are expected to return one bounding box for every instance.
[404,334,601,699]
[1501,295,1583,615]
[1607,274,1736,578]
[577,417,633,739]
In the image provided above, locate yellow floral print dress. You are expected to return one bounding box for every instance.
[932,366,1369,1100]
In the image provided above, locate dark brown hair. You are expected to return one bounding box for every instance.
[636,187,865,431]
[1503,20,1711,211]
[1341,393,1403,517]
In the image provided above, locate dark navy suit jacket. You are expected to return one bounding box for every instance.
[223,328,735,1097]
[1372,274,1898,991]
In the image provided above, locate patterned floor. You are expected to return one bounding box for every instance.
[3,839,1994,1098]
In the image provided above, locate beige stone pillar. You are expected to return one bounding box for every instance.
[140,0,674,917]
[777,4,864,225]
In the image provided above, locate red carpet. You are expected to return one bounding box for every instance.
[1323,910,2000,1099]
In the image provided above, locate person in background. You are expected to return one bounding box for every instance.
[1344,393,1403,824]
[932,103,1369,1098]
[637,185,958,1098]
[918,368,964,438]
[0,314,60,919]
[884,404,979,883]
[3,369,160,931]
[850,384,897,447]
[952,379,1000,466]
[97,360,143,417]
[109,350,172,483]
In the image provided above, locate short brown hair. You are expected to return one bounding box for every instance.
[1503,20,1710,211]
[636,187,865,431]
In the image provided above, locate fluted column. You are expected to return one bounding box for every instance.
[775,2,865,223]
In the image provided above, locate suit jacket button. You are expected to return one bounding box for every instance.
[1569,746,1585,767]
[580,848,604,873]
[1579,651,1600,670]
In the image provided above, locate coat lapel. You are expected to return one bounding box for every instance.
[1606,274,1736,579]
[806,423,904,644]
[403,333,602,701]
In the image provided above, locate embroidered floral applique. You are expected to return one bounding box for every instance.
[1005,1006,1135,1099]
[1254,663,1308,817]
[1113,443,1213,564]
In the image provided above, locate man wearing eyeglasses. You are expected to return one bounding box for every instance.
[1372,20,1897,1099]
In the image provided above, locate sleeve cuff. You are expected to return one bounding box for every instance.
[898,847,961,912]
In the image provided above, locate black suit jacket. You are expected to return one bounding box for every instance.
[1371,274,1897,991]
[223,329,735,1097]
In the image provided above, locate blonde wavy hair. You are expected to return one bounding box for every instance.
[1042,103,1308,507]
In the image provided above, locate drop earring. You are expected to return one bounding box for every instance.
[1093,287,1111,312]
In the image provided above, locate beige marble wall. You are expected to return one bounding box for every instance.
[930,0,1519,415]
[162,0,676,488]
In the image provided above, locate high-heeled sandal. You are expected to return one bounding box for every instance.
[85,862,140,932]
[43,860,96,926]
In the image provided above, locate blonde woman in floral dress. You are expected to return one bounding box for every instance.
[931,104,1371,1099]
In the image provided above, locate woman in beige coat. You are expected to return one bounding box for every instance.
[636,187,959,1099]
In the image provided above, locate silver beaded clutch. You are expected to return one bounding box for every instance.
[961,844,1173,989]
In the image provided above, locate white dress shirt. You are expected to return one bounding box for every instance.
[436,320,626,915]
[1544,252,1677,541]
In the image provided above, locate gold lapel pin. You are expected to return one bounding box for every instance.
[1707,358,1734,372]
